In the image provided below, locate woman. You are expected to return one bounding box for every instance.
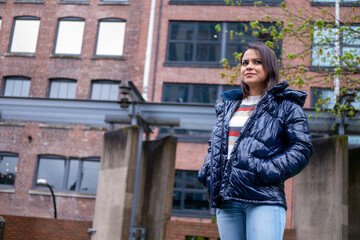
[198,42,313,240]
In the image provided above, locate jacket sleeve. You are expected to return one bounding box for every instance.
[198,139,212,187]
[255,103,313,184]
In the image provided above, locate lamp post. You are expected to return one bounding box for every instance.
[37,178,57,219]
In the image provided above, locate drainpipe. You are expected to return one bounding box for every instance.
[142,0,157,101]
[334,0,340,104]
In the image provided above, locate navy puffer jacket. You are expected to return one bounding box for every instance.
[198,81,313,210]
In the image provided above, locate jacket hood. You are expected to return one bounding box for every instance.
[220,81,307,107]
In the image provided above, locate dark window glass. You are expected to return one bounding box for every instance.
[185,237,209,240]
[91,80,119,101]
[172,170,210,217]
[36,156,100,194]
[0,153,18,187]
[79,160,100,193]
[37,156,66,190]
[3,77,30,97]
[166,21,282,66]
[161,83,238,142]
[49,79,76,99]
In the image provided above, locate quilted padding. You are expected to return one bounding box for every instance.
[198,81,313,210]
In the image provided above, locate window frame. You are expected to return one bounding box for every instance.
[8,16,41,54]
[172,170,212,218]
[3,76,31,97]
[160,82,239,142]
[311,0,360,7]
[311,87,360,109]
[169,0,283,5]
[53,17,85,56]
[90,80,120,101]
[165,21,282,67]
[0,152,19,189]
[34,155,100,194]
[94,18,127,58]
[48,78,77,99]
[311,24,360,69]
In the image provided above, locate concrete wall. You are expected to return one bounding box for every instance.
[294,136,348,240]
[136,136,177,240]
[91,127,139,240]
[348,147,360,240]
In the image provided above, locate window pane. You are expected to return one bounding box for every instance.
[49,80,76,99]
[4,78,30,97]
[342,47,360,67]
[162,84,189,102]
[197,22,220,41]
[312,46,336,67]
[184,171,204,189]
[184,192,209,210]
[0,156,18,186]
[37,157,65,190]
[192,85,218,103]
[10,19,40,53]
[55,20,85,55]
[196,43,221,62]
[172,190,182,209]
[170,22,194,40]
[67,159,79,191]
[96,21,126,56]
[312,89,335,109]
[91,82,119,100]
[343,26,360,45]
[79,160,99,193]
[168,43,193,61]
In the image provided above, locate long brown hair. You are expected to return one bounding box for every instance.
[239,42,279,98]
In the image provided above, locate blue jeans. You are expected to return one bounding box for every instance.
[216,201,286,240]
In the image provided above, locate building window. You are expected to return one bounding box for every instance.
[3,77,31,97]
[91,80,119,100]
[312,0,360,6]
[49,79,76,99]
[311,87,360,109]
[35,155,100,194]
[0,18,2,30]
[9,16,40,54]
[170,0,282,5]
[0,153,18,188]
[54,17,85,55]
[162,82,238,104]
[160,83,239,142]
[185,237,210,240]
[172,170,210,217]
[312,25,360,68]
[95,19,126,57]
[166,21,281,67]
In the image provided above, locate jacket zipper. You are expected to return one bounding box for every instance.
[222,94,268,197]
[219,99,226,180]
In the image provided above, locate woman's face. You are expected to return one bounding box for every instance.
[240,49,267,95]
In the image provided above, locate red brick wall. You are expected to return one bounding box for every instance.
[1,215,92,240]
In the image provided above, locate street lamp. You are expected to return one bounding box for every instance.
[37,178,57,219]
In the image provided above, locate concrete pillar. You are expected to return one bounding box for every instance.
[91,127,140,240]
[348,147,360,240]
[294,136,348,240]
[136,136,177,240]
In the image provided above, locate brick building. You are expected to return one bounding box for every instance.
[0,0,359,239]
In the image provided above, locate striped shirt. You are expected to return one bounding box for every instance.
[228,95,261,159]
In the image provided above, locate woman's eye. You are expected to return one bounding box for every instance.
[242,62,248,66]
[255,61,262,64]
